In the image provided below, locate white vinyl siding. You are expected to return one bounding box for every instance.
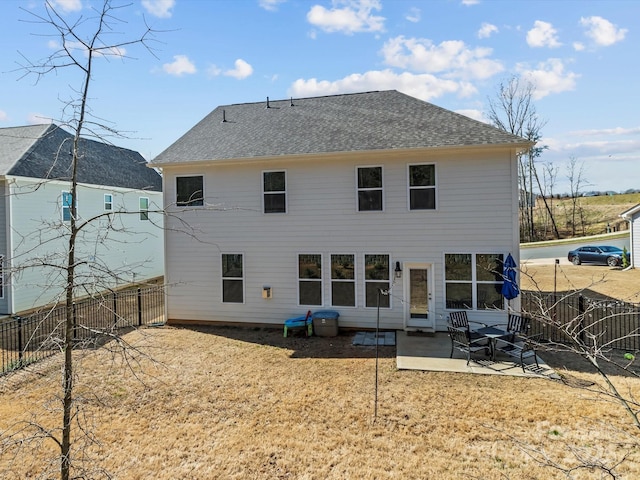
[7,177,163,314]
[162,148,519,329]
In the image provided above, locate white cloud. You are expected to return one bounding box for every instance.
[307,0,385,35]
[405,7,421,23]
[573,42,585,51]
[288,69,476,102]
[27,113,51,124]
[526,20,561,48]
[570,126,640,137]
[224,59,254,80]
[461,0,479,5]
[517,58,579,99]
[381,36,503,80]
[0,110,8,122]
[259,0,286,11]
[478,23,498,39]
[580,16,627,46]
[455,109,487,122]
[141,0,175,18]
[162,55,197,76]
[50,0,82,12]
[207,64,222,78]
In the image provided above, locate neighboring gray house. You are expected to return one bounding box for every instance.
[620,204,640,268]
[0,124,164,315]
[151,90,530,331]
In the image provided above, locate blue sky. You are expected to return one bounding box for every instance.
[1,0,637,194]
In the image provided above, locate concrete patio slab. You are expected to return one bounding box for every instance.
[396,331,558,379]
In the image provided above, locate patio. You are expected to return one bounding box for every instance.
[396,331,559,379]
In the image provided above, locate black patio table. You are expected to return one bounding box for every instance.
[475,326,508,361]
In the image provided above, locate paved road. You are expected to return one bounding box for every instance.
[520,235,630,265]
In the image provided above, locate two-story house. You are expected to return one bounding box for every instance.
[0,123,164,315]
[151,90,530,331]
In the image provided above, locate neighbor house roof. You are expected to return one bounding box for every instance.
[620,204,640,219]
[151,90,531,166]
[0,124,162,191]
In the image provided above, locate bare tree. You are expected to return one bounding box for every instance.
[7,2,158,479]
[486,76,559,241]
[566,156,588,237]
[518,270,640,476]
[539,161,559,238]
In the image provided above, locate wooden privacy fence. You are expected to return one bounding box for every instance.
[1,286,164,376]
[522,291,640,351]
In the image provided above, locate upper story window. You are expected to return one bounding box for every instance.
[62,191,75,222]
[104,194,113,211]
[263,171,286,213]
[222,254,244,303]
[139,197,149,221]
[176,175,204,207]
[298,254,322,306]
[409,164,436,210]
[357,166,383,211]
[445,253,504,310]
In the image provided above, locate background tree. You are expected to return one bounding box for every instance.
[566,155,588,236]
[10,2,157,478]
[486,76,560,242]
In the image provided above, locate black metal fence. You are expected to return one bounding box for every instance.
[1,286,164,376]
[522,291,640,351]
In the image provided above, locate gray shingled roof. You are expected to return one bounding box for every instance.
[0,124,162,191]
[152,90,529,165]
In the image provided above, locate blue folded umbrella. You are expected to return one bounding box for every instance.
[501,253,520,300]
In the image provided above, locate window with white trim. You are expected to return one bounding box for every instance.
[222,254,244,303]
[364,254,390,308]
[139,197,149,221]
[445,253,504,310]
[409,164,436,210]
[263,171,286,213]
[104,194,113,211]
[331,254,355,307]
[176,175,204,207]
[62,191,75,222]
[357,166,383,211]
[298,254,322,306]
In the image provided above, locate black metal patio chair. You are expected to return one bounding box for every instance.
[447,325,490,365]
[497,314,531,343]
[495,333,542,373]
[448,311,489,344]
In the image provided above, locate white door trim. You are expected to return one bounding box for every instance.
[402,262,435,331]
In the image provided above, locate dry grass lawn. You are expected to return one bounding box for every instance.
[521,262,640,302]
[1,264,640,479]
